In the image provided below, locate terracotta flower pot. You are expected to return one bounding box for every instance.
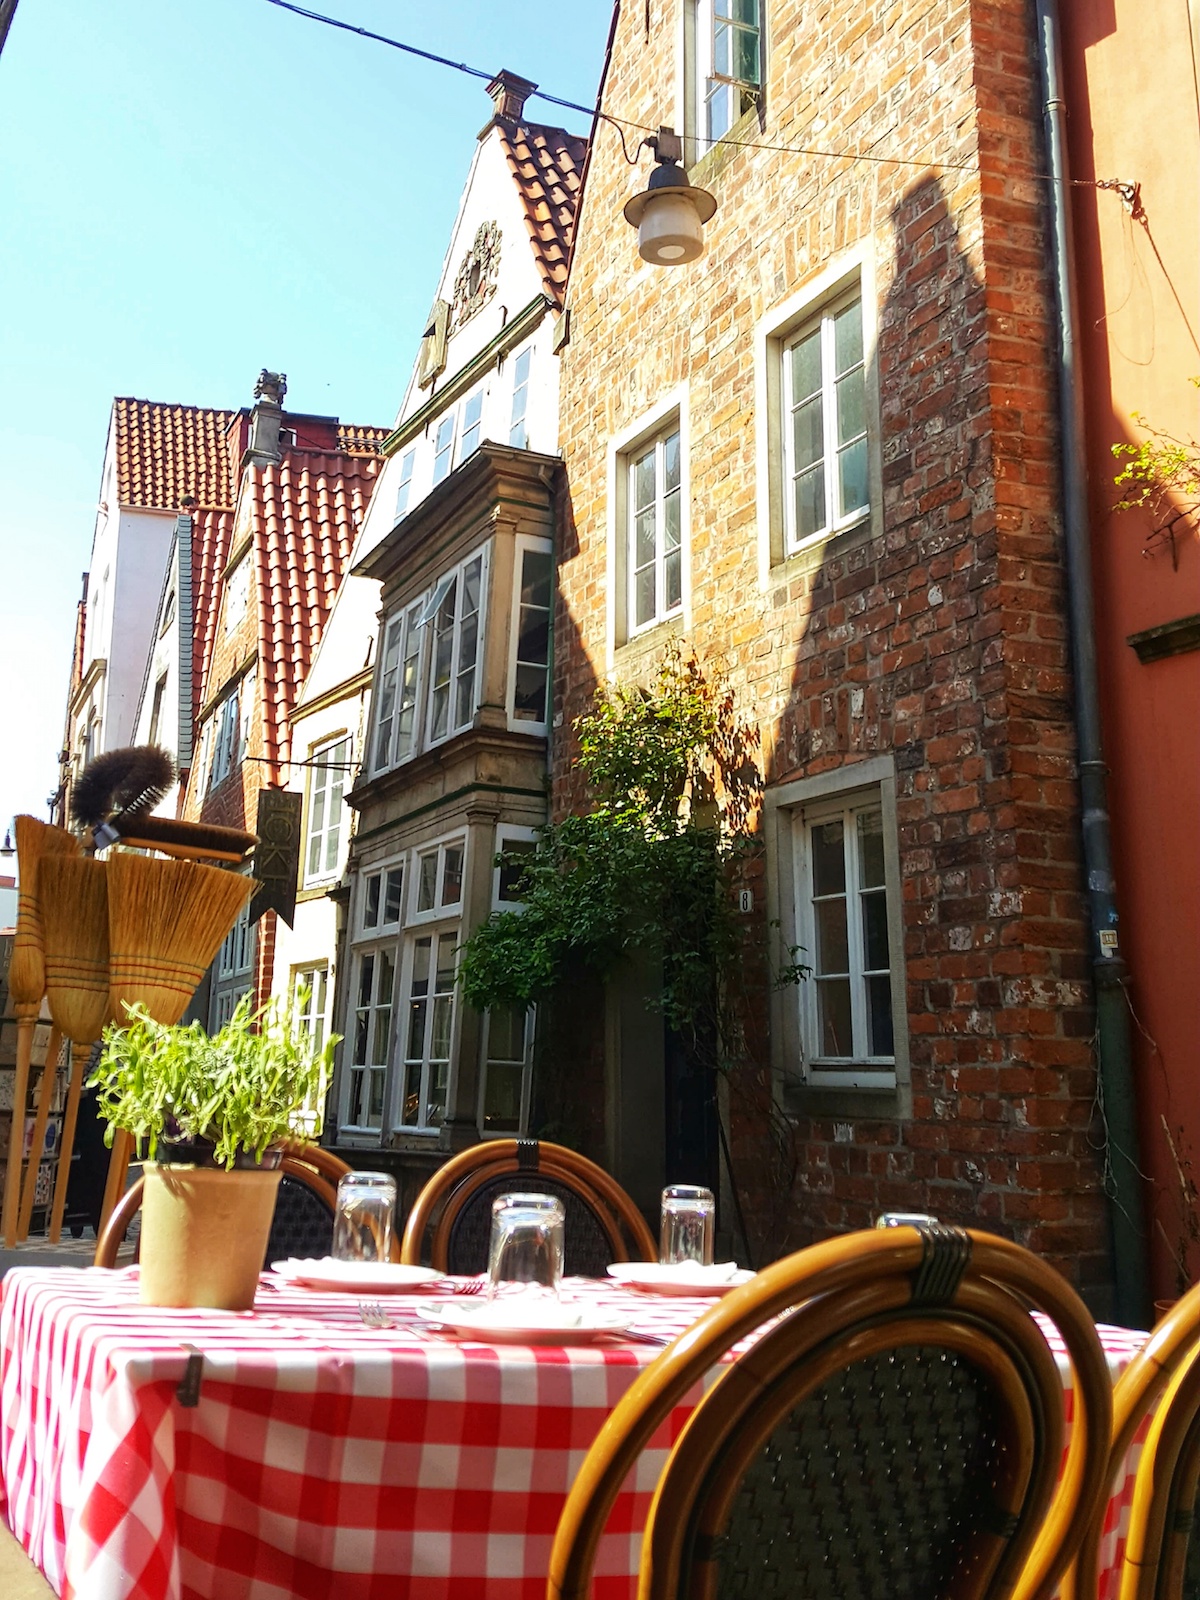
[139,1162,282,1310]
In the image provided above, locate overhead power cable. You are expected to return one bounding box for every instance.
[262,0,1135,189]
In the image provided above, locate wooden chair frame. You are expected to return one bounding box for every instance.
[93,1156,338,1268]
[400,1138,655,1270]
[1116,1338,1200,1600]
[1065,1280,1200,1600]
[547,1226,1113,1600]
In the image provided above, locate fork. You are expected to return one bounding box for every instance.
[359,1301,392,1329]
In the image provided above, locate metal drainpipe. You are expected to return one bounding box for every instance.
[1033,0,1148,1325]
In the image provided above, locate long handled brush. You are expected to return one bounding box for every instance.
[16,1026,62,1242]
[99,853,254,1228]
[38,857,112,1244]
[2,818,79,1244]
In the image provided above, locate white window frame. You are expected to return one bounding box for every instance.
[294,963,330,1051]
[209,899,254,1033]
[394,447,416,522]
[606,385,691,665]
[457,388,484,465]
[509,345,532,448]
[341,856,406,1135]
[371,599,424,775]
[692,0,762,154]
[781,287,869,555]
[224,555,250,635]
[396,923,459,1134]
[507,537,553,733]
[491,824,539,910]
[303,735,352,885]
[426,547,486,747]
[370,543,490,775]
[755,249,881,588]
[764,756,909,1107]
[627,426,683,637]
[410,832,467,925]
[478,1004,535,1138]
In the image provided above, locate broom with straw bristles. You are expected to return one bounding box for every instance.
[1,818,78,1244]
[36,856,112,1244]
[98,854,254,1229]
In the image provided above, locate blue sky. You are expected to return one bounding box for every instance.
[0,0,611,843]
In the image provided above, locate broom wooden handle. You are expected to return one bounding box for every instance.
[116,835,247,864]
[49,1042,90,1244]
[17,1025,63,1242]
[98,1128,135,1237]
[2,1013,38,1247]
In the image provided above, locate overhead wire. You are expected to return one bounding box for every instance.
[262,0,1134,191]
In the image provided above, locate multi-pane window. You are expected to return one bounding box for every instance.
[207,671,254,791]
[210,901,253,1032]
[432,413,456,484]
[629,427,682,632]
[224,556,250,635]
[413,838,465,918]
[800,800,894,1071]
[304,737,350,883]
[347,946,395,1129]
[494,830,538,907]
[479,1005,533,1135]
[294,965,330,1050]
[292,965,330,1136]
[457,390,483,463]
[783,293,869,551]
[697,0,761,147]
[509,348,532,448]
[346,861,404,1130]
[428,553,483,743]
[399,930,457,1129]
[394,447,416,522]
[512,546,552,724]
[373,601,423,773]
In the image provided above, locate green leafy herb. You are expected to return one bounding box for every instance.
[90,991,338,1169]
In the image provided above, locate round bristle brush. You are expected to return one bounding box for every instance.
[1,818,79,1244]
[9,817,80,1009]
[71,745,175,849]
[38,856,112,1245]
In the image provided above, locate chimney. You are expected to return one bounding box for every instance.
[486,70,537,122]
[247,369,287,464]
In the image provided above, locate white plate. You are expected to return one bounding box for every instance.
[413,1299,632,1345]
[606,1261,755,1296]
[270,1258,446,1293]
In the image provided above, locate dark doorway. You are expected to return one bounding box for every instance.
[663,1023,718,1191]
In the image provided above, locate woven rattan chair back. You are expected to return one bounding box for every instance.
[1109,1336,1200,1600]
[548,1226,1114,1600]
[1067,1281,1200,1600]
[400,1138,655,1274]
[93,1153,339,1269]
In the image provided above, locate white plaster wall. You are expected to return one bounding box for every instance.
[105,508,174,751]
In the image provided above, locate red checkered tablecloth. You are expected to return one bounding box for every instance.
[0,1267,1151,1600]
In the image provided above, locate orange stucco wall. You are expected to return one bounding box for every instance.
[1064,0,1200,1299]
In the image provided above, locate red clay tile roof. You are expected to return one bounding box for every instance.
[250,447,380,783]
[191,506,236,726]
[336,424,389,455]
[112,399,239,511]
[494,120,588,306]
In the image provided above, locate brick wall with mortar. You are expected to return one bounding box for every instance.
[553,0,1110,1294]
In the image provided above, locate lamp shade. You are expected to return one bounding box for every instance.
[624,164,717,266]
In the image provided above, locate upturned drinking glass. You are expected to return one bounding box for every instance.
[659,1184,716,1266]
[486,1193,565,1300]
[331,1171,396,1262]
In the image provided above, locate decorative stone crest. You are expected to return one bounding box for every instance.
[451,222,501,332]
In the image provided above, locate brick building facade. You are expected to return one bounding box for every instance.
[552,0,1111,1300]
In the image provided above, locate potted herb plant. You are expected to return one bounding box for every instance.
[91,993,336,1309]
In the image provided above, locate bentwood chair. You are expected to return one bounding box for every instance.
[1064,1282,1200,1600]
[549,1224,1114,1600]
[93,1144,354,1268]
[400,1138,656,1275]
